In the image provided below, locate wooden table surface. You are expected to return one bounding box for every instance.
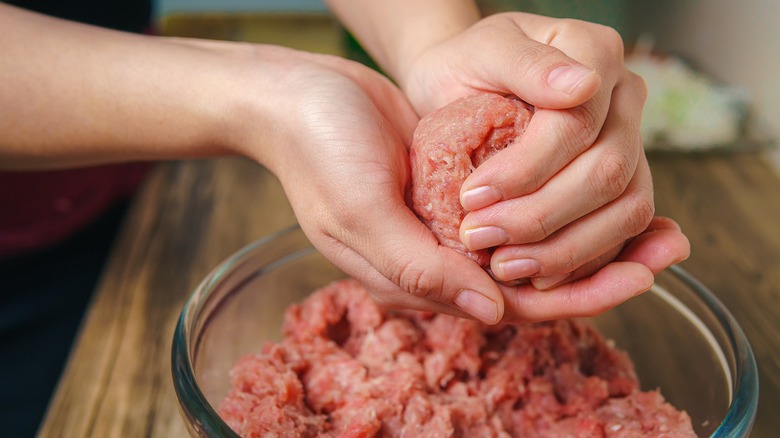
[38,14,780,438]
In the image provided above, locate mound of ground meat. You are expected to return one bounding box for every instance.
[409,93,533,268]
[219,279,696,437]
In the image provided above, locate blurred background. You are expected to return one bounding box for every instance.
[155,0,779,161]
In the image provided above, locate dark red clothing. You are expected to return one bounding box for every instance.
[0,163,152,259]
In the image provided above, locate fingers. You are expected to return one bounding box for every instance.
[487,153,652,284]
[373,209,506,325]
[500,261,654,322]
[460,13,604,109]
[459,15,633,209]
[530,243,624,291]
[458,73,623,215]
[527,216,689,290]
[489,216,689,324]
[466,12,630,110]
[461,74,648,256]
[615,216,691,273]
[459,103,607,211]
[321,197,506,325]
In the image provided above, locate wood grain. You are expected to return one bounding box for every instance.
[650,152,780,437]
[37,158,297,438]
[39,154,780,438]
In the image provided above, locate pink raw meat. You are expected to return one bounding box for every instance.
[219,279,696,437]
[410,93,533,268]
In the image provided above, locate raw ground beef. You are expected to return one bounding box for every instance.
[409,93,534,269]
[219,280,696,437]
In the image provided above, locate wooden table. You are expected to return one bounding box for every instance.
[38,14,780,438]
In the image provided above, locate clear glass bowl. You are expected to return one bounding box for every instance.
[172,225,758,437]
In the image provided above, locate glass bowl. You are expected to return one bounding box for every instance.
[172,225,758,437]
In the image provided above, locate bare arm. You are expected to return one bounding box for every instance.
[325,0,479,84]
[0,4,274,169]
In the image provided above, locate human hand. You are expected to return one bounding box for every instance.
[499,216,690,322]
[395,13,689,298]
[240,48,511,324]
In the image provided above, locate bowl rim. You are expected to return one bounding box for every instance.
[171,226,759,437]
[171,226,300,437]
[664,264,759,437]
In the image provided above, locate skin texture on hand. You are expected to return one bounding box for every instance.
[248,52,509,324]
[397,13,657,283]
[1,2,691,325]
[273,56,691,324]
[328,3,691,321]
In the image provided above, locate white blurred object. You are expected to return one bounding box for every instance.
[626,36,748,151]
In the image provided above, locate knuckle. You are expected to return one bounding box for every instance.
[595,25,626,64]
[563,105,601,150]
[559,246,580,274]
[624,189,655,236]
[590,149,634,201]
[557,18,586,32]
[626,71,649,104]
[615,188,654,239]
[522,207,552,242]
[548,18,585,43]
[393,260,441,301]
[501,160,546,196]
[522,167,548,194]
[512,44,564,78]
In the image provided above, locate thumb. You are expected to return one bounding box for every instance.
[342,204,506,325]
[473,17,601,108]
[501,43,601,109]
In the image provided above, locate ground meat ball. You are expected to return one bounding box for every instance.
[219,279,696,437]
[409,93,533,268]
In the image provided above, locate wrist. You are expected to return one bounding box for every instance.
[392,7,480,89]
[211,44,319,176]
[327,0,480,86]
[161,40,306,173]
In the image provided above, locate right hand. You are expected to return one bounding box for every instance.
[395,12,690,300]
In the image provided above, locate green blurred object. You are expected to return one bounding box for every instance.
[342,31,384,73]
[343,0,630,76]
[477,0,628,37]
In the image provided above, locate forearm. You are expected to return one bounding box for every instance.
[325,0,480,85]
[0,4,277,170]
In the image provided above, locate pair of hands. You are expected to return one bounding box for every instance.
[256,13,690,325]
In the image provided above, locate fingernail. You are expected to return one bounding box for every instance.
[496,258,541,279]
[531,273,572,290]
[461,186,501,211]
[455,289,499,324]
[547,65,595,94]
[463,226,509,250]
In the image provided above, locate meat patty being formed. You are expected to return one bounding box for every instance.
[410,93,533,269]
